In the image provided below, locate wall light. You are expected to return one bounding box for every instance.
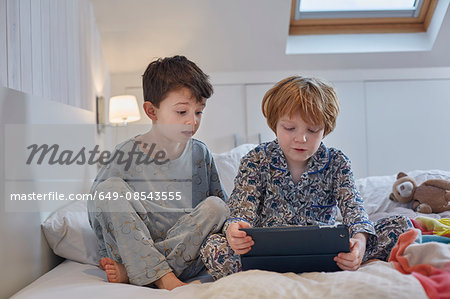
[109,95,141,125]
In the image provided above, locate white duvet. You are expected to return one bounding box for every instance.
[13,259,426,299]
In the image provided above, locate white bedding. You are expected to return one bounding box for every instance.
[12,259,427,299]
[356,169,450,222]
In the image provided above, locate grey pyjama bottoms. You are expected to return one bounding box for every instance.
[88,177,230,285]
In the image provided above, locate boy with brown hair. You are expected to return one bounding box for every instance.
[88,56,229,290]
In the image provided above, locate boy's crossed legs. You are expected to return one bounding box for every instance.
[89,177,229,289]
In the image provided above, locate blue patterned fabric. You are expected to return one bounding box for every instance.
[200,140,412,280]
[223,140,376,238]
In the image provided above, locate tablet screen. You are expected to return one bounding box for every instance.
[240,224,349,257]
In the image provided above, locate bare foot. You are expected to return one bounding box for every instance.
[99,257,108,270]
[154,272,187,290]
[99,257,129,283]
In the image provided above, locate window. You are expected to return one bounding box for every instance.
[290,0,438,35]
[299,0,418,13]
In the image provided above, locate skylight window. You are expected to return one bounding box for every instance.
[299,0,417,12]
[290,0,437,35]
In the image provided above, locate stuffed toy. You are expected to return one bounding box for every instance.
[389,172,450,214]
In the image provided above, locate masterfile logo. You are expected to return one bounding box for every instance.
[25,141,169,171]
[4,124,193,212]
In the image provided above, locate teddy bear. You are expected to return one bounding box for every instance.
[389,172,450,214]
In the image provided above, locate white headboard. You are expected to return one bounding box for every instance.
[0,86,97,298]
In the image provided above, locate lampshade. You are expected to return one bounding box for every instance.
[109,95,141,124]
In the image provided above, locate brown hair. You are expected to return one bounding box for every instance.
[261,76,339,137]
[142,55,213,107]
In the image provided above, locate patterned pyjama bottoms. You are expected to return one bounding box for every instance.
[88,177,230,285]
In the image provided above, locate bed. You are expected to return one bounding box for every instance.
[12,144,450,299]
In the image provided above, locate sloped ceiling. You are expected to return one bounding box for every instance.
[91,0,450,74]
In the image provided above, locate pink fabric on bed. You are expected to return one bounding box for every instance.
[389,229,450,299]
[411,218,434,235]
[412,217,450,238]
[412,264,450,299]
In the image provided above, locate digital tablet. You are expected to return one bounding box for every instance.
[239,224,350,273]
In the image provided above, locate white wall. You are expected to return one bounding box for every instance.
[195,85,247,150]
[0,0,109,297]
[111,67,450,179]
[365,79,450,176]
[1,0,109,108]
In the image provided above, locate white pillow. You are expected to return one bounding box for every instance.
[213,144,257,197]
[41,200,99,265]
[357,169,450,215]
